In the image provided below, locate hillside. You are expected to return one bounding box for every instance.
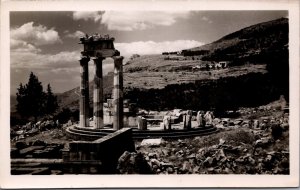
[57,72,114,110]
[56,17,288,111]
[184,18,288,63]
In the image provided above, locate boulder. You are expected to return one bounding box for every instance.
[203,156,214,166]
[254,137,272,148]
[161,162,174,168]
[166,167,174,174]
[150,158,161,167]
[192,166,200,174]
[187,153,196,159]
[15,141,27,149]
[234,120,243,125]
[141,138,163,147]
[214,149,226,161]
[148,152,158,159]
[216,124,225,129]
[117,151,153,174]
[181,161,191,173]
[219,138,226,145]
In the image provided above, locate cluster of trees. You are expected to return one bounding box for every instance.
[181,50,209,56]
[162,51,180,55]
[16,72,58,121]
[129,54,140,60]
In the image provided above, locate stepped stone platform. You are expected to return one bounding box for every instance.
[66,124,218,141]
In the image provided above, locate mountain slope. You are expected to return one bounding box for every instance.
[57,72,114,110]
[183,17,288,63]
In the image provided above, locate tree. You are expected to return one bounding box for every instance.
[45,84,58,114]
[16,72,46,121]
[16,83,27,117]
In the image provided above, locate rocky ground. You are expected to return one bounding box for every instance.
[117,101,289,175]
[10,120,74,147]
[11,99,289,175]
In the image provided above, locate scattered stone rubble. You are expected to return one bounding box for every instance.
[11,98,289,175]
[10,119,76,144]
[117,106,289,175]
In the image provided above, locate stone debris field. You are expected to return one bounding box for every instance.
[11,99,289,175]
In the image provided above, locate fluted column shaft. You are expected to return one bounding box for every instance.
[79,56,90,128]
[113,56,124,130]
[93,57,105,129]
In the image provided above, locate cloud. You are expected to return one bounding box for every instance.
[73,11,102,22]
[11,50,115,94]
[11,50,81,94]
[11,67,81,95]
[65,30,86,38]
[10,39,41,53]
[102,11,190,31]
[11,49,81,69]
[115,40,204,56]
[11,22,62,46]
[73,11,191,31]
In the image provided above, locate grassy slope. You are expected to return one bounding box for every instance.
[124,55,267,89]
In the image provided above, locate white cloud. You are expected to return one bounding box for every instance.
[11,22,62,46]
[102,11,190,31]
[105,11,191,31]
[11,50,81,94]
[11,50,81,69]
[11,50,115,94]
[72,11,191,31]
[10,39,41,53]
[73,11,102,22]
[115,40,204,56]
[65,30,85,38]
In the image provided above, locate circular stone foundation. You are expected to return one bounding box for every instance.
[66,124,218,141]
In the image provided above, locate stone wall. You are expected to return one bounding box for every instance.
[63,128,135,174]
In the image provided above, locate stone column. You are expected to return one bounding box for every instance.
[113,56,124,130]
[79,56,90,128]
[93,57,105,129]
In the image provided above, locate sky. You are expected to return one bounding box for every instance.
[10,11,287,95]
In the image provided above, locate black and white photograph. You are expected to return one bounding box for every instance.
[0,0,299,188]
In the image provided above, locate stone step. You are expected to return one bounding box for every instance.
[133,129,218,140]
[66,125,218,140]
[74,125,114,133]
[69,126,111,136]
[66,128,103,141]
[132,128,218,139]
[132,125,216,134]
[11,167,51,175]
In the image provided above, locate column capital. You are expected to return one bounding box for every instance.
[93,56,105,65]
[113,56,124,67]
[93,56,106,61]
[79,56,90,66]
[112,56,124,61]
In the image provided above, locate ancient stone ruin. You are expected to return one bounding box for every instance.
[65,34,218,140]
[78,34,123,130]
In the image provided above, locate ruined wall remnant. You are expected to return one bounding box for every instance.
[63,128,135,174]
